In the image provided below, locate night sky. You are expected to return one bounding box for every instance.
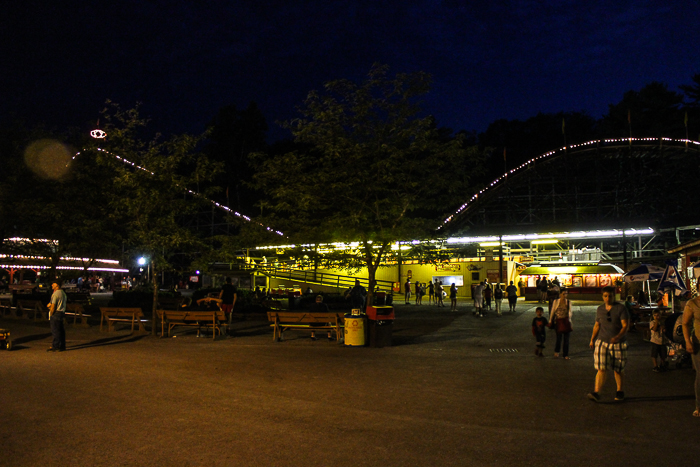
[3,1,699,141]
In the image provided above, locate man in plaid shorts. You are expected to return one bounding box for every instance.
[587,286,630,402]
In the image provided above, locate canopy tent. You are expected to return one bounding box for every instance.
[657,263,688,295]
[657,262,689,311]
[622,264,665,283]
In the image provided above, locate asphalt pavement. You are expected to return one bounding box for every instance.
[1,297,698,466]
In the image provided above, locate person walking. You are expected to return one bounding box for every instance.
[682,279,700,417]
[547,280,560,313]
[549,288,573,359]
[415,281,423,305]
[436,281,445,307]
[649,310,668,372]
[218,277,238,325]
[532,307,548,356]
[428,281,435,305]
[484,285,492,311]
[506,281,518,312]
[587,286,630,403]
[494,283,504,316]
[450,283,458,311]
[473,281,484,317]
[404,279,412,305]
[47,282,67,352]
[537,277,548,304]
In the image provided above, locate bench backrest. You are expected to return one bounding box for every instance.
[67,303,85,313]
[100,307,144,318]
[262,300,285,310]
[159,309,226,322]
[267,311,344,324]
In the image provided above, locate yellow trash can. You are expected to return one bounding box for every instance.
[344,313,365,347]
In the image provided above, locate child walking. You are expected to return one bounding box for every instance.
[532,307,548,357]
[649,310,668,372]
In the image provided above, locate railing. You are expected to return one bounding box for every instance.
[241,264,395,292]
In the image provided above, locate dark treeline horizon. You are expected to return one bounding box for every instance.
[2,73,700,217]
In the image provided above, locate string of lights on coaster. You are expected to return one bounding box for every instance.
[75,131,285,236]
[438,137,700,230]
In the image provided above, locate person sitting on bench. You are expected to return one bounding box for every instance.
[180,296,221,312]
[309,295,332,340]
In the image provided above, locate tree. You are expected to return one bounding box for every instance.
[96,101,222,333]
[598,82,685,138]
[478,111,596,180]
[679,73,700,141]
[680,73,700,107]
[250,65,484,309]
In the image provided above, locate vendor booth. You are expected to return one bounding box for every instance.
[519,263,624,300]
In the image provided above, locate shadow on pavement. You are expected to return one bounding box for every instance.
[65,334,148,351]
[12,332,53,345]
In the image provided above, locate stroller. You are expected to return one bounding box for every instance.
[663,312,691,369]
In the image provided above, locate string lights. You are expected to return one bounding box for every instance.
[438,137,700,230]
[74,142,285,236]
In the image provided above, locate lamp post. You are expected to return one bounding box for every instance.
[138,257,149,283]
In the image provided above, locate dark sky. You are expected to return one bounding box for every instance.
[3,0,699,141]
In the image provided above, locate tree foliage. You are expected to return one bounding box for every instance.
[96,101,221,329]
[250,65,485,305]
[598,81,686,138]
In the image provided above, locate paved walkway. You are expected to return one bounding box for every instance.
[0,299,698,466]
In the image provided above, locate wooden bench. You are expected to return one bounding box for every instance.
[99,307,148,333]
[156,309,228,340]
[17,299,48,321]
[65,303,91,328]
[67,292,92,305]
[0,298,13,319]
[267,311,345,342]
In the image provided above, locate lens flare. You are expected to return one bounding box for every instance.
[23,139,73,179]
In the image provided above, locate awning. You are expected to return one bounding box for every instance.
[519,264,624,275]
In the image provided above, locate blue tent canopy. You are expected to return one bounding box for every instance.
[622,264,665,283]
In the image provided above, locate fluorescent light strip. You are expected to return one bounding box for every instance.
[446,228,654,244]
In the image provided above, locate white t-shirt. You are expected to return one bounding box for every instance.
[650,320,664,345]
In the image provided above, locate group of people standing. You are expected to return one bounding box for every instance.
[403,278,521,315]
[404,279,445,307]
[472,280,519,317]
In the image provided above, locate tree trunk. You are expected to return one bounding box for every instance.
[151,272,158,336]
[366,263,377,313]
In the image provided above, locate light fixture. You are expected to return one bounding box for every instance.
[479,242,504,247]
[532,239,559,245]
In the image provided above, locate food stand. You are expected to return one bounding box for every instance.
[519,263,624,300]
